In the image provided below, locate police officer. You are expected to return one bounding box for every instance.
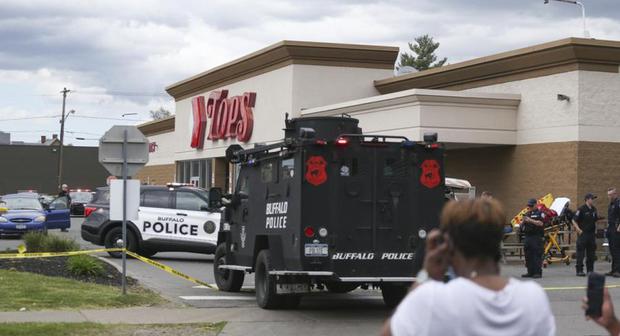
[606,188,620,277]
[521,198,545,279]
[573,193,600,276]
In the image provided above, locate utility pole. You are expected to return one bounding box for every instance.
[57,88,70,190]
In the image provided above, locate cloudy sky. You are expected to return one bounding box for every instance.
[1,0,619,146]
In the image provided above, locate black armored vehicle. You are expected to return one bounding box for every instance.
[210,116,445,309]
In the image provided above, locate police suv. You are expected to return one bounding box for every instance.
[210,116,445,309]
[81,184,221,258]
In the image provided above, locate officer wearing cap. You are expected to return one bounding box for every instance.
[606,188,620,277]
[573,193,600,276]
[521,198,545,278]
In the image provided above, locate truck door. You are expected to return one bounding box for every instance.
[333,143,414,252]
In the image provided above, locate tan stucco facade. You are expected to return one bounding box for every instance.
[136,37,620,217]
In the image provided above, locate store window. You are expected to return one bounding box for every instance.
[176,159,212,189]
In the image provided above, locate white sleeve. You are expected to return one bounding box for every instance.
[390,282,436,336]
[532,284,556,336]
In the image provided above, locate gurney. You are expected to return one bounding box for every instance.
[542,197,572,267]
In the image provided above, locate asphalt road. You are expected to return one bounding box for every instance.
[1,217,620,335]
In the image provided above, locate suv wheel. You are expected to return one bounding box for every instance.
[104,226,138,258]
[255,249,285,309]
[213,244,245,292]
[381,284,409,308]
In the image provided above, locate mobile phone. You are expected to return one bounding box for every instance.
[586,272,605,318]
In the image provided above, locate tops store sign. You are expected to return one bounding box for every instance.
[190,89,256,149]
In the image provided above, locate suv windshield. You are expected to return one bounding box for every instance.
[2,198,43,211]
[70,192,93,203]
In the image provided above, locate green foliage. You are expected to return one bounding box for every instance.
[0,269,164,311]
[398,34,447,71]
[149,106,172,120]
[66,255,104,277]
[23,232,80,252]
[43,234,80,252]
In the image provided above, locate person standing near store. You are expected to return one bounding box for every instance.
[607,188,620,277]
[573,193,600,276]
[521,198,545,279]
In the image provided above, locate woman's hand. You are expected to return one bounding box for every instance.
[423,229,450,281]
[582,288,620,335]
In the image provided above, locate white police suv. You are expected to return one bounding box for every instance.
[81,184,222,258]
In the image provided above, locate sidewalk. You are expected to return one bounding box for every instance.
[0,306,385,336]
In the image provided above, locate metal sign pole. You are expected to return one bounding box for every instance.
[121,129,127,295]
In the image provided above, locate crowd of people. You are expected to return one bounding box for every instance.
[381,192,620,336]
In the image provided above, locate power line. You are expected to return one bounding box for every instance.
[72,115,147,122]
[72,91,169,97]
[0,115,59,122]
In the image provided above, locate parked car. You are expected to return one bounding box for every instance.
[0,194,70,237]
[69,190,93,216]
[81,184,221,258]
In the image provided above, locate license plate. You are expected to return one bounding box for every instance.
[15,224,26,229]
[304,243,328,257]
[277,283,310,294]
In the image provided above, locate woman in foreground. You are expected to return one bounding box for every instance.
[382,198,556,336]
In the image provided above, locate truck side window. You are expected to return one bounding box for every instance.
[176,191,208,211]
[281,158,294,179]
[238,176,250,194]
[142,190,171,208]
[261,162,274,183]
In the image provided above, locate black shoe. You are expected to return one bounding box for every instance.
[521,273,533,278]
[606,271,615,276]
[576,271,586,277]
[531,274,542,279]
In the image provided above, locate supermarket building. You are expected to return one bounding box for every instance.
[136,37,620,215]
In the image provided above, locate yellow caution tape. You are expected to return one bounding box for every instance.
[0,248,124,259]
[0,247,218,290]
[125,250,217,290]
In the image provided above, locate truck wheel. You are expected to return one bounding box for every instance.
[381,284,409,308]
[104,227,138,258]
[214,243,244,292]
[255,249,283,309]
[326,282,359,293]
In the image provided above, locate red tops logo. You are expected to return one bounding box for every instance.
[190,90,256,149]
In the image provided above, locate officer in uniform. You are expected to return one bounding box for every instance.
[573,193,600,276]
[521,198,545,278]
[607,188,620,277]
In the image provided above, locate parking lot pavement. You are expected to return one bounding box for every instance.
[1,218,619,335]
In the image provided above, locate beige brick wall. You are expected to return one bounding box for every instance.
[445,143,579,217]
[577,142,620,214]
[135,164,176,186]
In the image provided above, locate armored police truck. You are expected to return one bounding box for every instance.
[210,116,445,309]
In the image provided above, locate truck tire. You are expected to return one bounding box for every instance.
[255,249,283,309]
[381,284,409,308]
[214,243,244,292]
[326,282,359,293]
[104,226,138,258]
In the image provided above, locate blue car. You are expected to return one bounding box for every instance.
[0,194,70,236]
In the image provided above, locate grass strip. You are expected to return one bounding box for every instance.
[0,269,164,311]
[0,322,227,336]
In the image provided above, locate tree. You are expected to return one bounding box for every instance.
[149,107,172,120]
[398,34,447,71]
